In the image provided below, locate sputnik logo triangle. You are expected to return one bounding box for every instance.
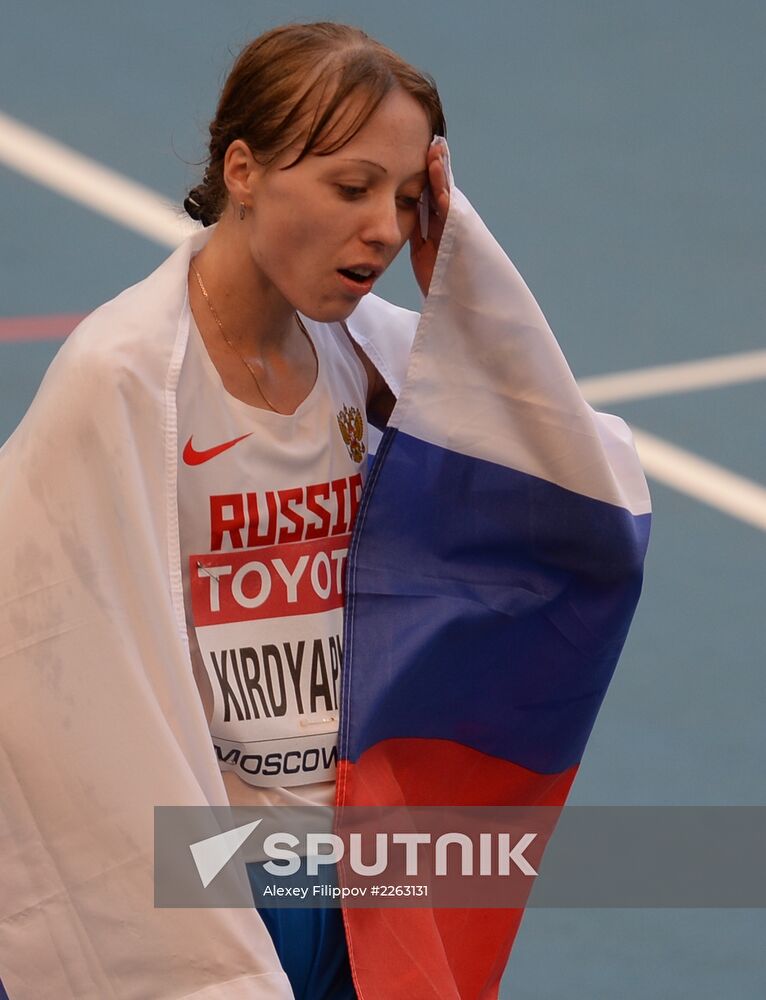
[183,433,252,465]
[189,818,263,888]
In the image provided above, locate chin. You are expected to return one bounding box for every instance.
[298,298,362,325]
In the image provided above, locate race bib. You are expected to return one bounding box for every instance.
[191,533,349,786]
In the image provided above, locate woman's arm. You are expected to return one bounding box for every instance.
[409,135,452,297]
[342,136,453,431]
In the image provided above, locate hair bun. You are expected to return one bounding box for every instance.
[183,186,209,224]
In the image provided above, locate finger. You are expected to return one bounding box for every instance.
[418,186,430,240]
[427,202,445,244]
[436,184,450,219]
[411,201,428,251]
[430,136,454,188]
[410,219,424,253]
[427,154,444,192]
[427,156,450,219]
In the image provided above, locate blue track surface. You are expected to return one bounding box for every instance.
[1,3,764,997]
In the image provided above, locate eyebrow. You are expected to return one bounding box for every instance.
[336,158,427,180]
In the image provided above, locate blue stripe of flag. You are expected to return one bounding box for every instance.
[342,429,650,773]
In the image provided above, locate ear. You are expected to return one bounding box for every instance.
[221,139,263,210]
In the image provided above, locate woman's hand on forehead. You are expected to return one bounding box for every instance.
[409,137,451,298]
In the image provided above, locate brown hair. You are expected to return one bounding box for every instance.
[184,22,446,226]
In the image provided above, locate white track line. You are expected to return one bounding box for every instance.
[2,110,765,532]
[580,349,766,404]
[0,110,196,247]
[631,427,766,532]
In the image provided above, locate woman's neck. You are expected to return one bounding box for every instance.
[191,216,297,354]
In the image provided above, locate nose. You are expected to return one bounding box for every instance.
[361,196,406,251]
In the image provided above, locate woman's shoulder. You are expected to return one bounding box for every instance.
[11,245,193,447]
[55,241,193,384]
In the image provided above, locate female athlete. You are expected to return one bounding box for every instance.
[0,20,650,1000]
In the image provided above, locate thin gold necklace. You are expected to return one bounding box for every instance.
[190,260,315,414]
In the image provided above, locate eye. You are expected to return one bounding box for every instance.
[397,195,421,210]
[337,185,366,199]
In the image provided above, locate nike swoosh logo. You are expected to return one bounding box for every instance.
[183,433,252,465]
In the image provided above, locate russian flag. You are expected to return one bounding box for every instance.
[338,185,651,998]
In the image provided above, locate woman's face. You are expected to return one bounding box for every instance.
[244,87,433,323]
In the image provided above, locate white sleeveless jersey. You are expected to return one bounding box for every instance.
[177,310,369,808]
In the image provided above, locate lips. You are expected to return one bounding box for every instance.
[337,265,381,296]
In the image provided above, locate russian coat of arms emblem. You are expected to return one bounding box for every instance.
[336,405,366,463]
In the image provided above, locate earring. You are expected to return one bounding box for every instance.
[239,202,246,221]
